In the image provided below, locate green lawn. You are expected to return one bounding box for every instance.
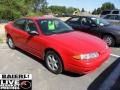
[0,38,3,43]
[0,35,5,43]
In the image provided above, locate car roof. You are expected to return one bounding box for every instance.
[101,9,120,12]
[71,15,97,18]
[105,14,120,16]
[24,16,57,20]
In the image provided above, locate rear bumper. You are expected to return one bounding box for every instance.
[64,48,111,74]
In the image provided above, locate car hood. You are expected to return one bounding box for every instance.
[101,25,120,31]
[47,31,107,53]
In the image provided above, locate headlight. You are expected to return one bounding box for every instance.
[73,52,99,60]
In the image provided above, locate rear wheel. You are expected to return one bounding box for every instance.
[7,36,15,49]
[103,35,115,47]
[45,51,63,74]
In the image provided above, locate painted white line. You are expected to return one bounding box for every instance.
[99,59,120,90]
[110,54,120,58]
[0,74,2,79]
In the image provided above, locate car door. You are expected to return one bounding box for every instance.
[12,19,28,49]
[67,17,101,37]
[24,19,42,57]
[78,17,91,32]
[78,17,101,37]
[66,17,81,30]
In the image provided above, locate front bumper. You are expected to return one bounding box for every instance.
[64,48,111,74]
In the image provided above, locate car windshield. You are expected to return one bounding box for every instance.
[91,17,110,26]
[37,19,74,35]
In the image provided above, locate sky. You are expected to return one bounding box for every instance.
[47,0,120,11]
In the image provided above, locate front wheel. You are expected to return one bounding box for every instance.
[45,51,63,74]
[103,35,115,47]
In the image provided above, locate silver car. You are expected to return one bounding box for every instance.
[103,14,120,25]
[100,10,120,18]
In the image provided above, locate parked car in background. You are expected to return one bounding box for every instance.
[5,16,111,74]
[103,14,120,25]
[100,10,120,18]
[0,19,9,23]
[66,16,120,46]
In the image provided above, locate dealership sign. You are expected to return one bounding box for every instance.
[0,74,32,90]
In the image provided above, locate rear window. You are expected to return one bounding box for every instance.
[101,11,111,15]
[68,17,79,22]
[112,11,119,14]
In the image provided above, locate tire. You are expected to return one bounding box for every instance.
[7,36,15,49]
[45,51,63,74]
[103,35,115,47]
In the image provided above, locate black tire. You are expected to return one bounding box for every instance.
[7,36,15,49]
[45,51,63,74]
[103,35,115,47]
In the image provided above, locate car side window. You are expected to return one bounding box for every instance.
[14,19,26,30]
[115,15,120,20]
[118,16,120,20]
[101,11,111,15]
[112,11,119,14]
[104,15,115,20]
[80,17,93,26]
[69,17,79,22]
[68,17,79,24]
[25,20,38,32]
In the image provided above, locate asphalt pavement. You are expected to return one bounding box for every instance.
[0,43,120,90]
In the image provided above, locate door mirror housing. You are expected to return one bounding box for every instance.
[28,31,39,36]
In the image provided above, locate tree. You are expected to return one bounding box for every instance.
[92,9,97,15]
[96,8,101,14]
[92,2,116,15]
[0,0,48,20]
[101,2,115,11]
[81,8,85,12]
[49,6,67,15]
[66,7,78,15]
[49,5,79,15]
[0,0,21,20]
[33,0,48,13]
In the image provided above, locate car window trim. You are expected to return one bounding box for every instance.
[25,19,39,34]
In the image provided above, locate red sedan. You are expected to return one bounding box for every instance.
[5,17,111,74]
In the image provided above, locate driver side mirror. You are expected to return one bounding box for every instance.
[28,31,39,36]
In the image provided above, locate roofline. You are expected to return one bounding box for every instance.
[71,15,97,18]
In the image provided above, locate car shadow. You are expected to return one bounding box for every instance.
[16,47,46,68]
[87,58,120,90]
[113,44,120,48]
[62,71,84,77]
[15,47,83,77]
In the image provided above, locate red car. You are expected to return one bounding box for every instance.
[5,17,111,74]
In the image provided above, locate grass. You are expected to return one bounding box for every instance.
[0,37,3,43]
[0,34,5,44]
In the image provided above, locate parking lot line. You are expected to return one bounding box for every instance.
[110,54,120,58]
